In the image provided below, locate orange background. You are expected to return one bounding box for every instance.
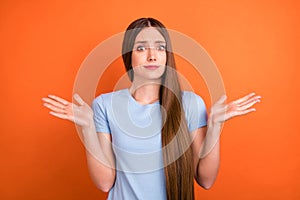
[1,0,299,199]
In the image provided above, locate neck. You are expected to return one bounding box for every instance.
[129,82,161,105]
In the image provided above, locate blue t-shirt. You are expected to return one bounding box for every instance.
[92,89,207,200]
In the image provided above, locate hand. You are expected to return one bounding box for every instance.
[209,92,261,126]
[42,94,94,128]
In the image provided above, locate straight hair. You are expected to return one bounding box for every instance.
[122,17,194,200]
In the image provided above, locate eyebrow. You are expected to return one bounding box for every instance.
[134,40,166,44]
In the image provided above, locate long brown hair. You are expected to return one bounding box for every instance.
[122,18,194,200]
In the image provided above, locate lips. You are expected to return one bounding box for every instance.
[143,65,160,70]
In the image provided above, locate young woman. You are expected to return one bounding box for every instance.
[42,18,261,200]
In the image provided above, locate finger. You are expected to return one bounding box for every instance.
[224,108,256,121]
[73,93,85,106]
[43,102,67,114]
[238,98,260,111]
[215,95,227,105]
[211,98,228,113]
[48,95,69,106]
[50,111,88,126]
[239,95,261,107]
[232,92,256,105]
[212,104,228,114]
[49,111,72,120]
[231,108,256,118]
[42,97,67,109]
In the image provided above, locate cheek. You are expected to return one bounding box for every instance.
[131,53,144,68]
[131,52,167,67]
[159,53,167,65]
[131,54,138,67]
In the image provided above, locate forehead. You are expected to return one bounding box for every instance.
[135,27,165,43]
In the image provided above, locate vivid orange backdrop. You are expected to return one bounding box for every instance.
[1,0,299,199]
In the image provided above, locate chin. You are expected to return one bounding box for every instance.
[133,75,163,84]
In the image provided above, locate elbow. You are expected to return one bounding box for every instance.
[201,182,214,190]
[88,169,115,193]
[95,182,113,193]
[91,173,115,193]
[99,186,111,193]
[195,177,215,190]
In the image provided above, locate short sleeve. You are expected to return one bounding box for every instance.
[182,92,207,132]
[92,95,111,134]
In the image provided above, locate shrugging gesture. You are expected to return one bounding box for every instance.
[194,92,261,189]
[209,92,261,126]
[42,93,116,192]
[42,94,93,128]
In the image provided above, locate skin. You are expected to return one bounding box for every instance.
[42,27,261,192]
[130,27,167,104]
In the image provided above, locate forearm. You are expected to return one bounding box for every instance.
[196,123,221,189]
[81,125,116,192]
[193,92,260,189]
[42,94,116,191]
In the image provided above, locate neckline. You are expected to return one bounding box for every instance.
[126,88,160,106]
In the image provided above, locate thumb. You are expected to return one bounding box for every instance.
[216,94,227,105]
[73,93,85,106]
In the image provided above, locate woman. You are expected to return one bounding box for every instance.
[42,18,261,200]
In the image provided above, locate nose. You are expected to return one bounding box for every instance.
[147,48,156,62]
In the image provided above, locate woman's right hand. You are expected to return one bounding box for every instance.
[42,94,94,128]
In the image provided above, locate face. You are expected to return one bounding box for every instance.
[131,27,167,82]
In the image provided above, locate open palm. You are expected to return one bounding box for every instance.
[42,94,93,128]
[209,92,261,126]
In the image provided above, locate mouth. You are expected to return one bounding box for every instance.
[143,65,160,70]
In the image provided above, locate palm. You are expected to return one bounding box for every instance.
[209,93,261,125]
[42,94,93,127]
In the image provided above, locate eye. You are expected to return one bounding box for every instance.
[136,45,146,51]
[157,45,166,51]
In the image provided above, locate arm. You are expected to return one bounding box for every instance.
[82,126,116,192]
[191,93,261,189]
[191,126,220,190]
[42,94,116,192]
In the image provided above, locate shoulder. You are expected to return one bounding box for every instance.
[92,89,129,117]
[181,90,207,114]
[182,91,205,105]
[93,89,128,105]
[181,91,207,131]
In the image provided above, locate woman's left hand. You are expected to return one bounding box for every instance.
[208,93,261,126]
